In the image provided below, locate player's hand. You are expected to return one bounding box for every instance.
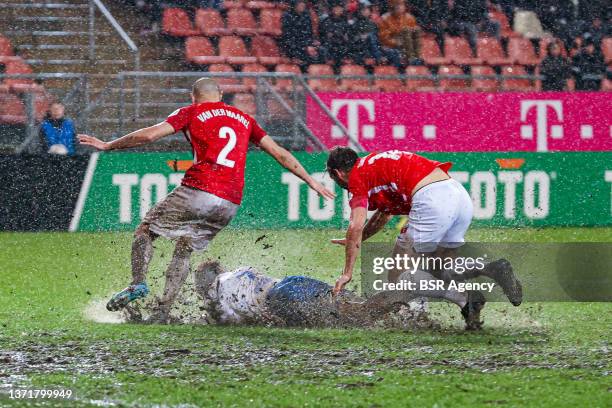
[333,273,352,296]
[78,134,111,151]
[308,179,336,200]
[331,238,346,246]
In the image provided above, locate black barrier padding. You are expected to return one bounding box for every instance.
[0,154,90,231]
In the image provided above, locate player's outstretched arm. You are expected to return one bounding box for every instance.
[331,210,393,246]
[78,122,176,151]
[333,206,367,295]
[259,136,335,199]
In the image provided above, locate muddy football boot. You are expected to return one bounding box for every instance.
[461,290,486,331]
[106,282,149,312]
[487,259,523,306]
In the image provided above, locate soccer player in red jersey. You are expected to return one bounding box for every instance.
[78,78,335,322]
[326,147,522,329]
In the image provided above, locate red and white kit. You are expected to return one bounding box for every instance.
[144,101,267,250]
[348,150,473,252]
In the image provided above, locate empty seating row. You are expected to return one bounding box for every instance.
[163,8,282,37]
[185,36,286,65]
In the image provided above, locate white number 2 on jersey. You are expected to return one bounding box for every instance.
[216,126,237,168]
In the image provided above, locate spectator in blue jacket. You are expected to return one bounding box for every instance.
[39,102,76,156]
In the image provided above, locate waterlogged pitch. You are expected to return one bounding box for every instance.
[0,228,610,407]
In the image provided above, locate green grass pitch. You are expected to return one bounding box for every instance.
[0,228,610,407]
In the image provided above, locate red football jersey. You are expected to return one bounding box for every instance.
[348,150,452,215]
[165,101,267,204]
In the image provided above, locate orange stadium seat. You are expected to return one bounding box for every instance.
[208,64,247,93]
[508,37,539,66]
[185,37,225,64]
[260,9,283,36]
[477,38,511,65]
[251,36,284,66]
[420,37,447,65]
[307,64,336,91]
[444,36,481,65]
[233,93,257,116]
[0,36,13,56]
[275,63,301,90]
[374,65,403,91]
[501,65,533,90]
[0,93,25,124]
[219,36,257,64]
[195,9,230,37]
[227,8,259,36]
[471,66,498,91]
[241,63,268,90]
[405,65,435,90]
[438,65,469,90]
[602,38,612,64]
[162,8,199,37]
[340,64,370,91]
[539,37,567,60]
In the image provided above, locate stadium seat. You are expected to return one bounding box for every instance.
[260,9,283,36]
[471,66,498,91]
[267,93,295,120]
[307,64,336,91]
[0,93,25,124]
[251,36,284,66]
[246,1,278,10]
[489,10,516,38]
[275,63,301,90]
[195,9,231,37]
[602,38,612,64]
[185,37,225,64]
[420,37,447,65]
[601,78,612,91]
[405,66,435,90]
[227,8,259,36]
[208,64,247,93]
[340,64,370,91]
[539,37,568,59]
[477,38,511,65]
[162,8,200,37]
[501,65,533,90]
[219,36,257,65]
[508,37,539,66]
[374,66,403,91]
[241,63,268,90]
[223,0,247,9]
[232,93,257,116]
[444,36,481,65]
[438,65,469,90]
[4,58,33,86]
[0,36,13,56]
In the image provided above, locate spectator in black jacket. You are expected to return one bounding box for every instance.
[279,1,316,62]
[319,2,351,67]
[449,0,500,54]
[572,39,606,91]
[540,41,570,91]
[409,0,449,51]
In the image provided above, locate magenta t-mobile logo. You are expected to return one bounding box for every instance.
[520,100,565,152]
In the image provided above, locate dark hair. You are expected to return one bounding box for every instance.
[327,146,358,173]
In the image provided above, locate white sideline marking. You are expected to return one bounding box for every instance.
[69,152,99,232]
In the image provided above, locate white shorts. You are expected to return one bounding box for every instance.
[143,185,238,251]
[396,179,473,253]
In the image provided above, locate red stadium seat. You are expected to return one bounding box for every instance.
[471,66,498,91]
[233,93,257,116]
[260,9,283,36]
[241,63,268,90]
[162,8,199,37]
[208,64,247,93]
[0,36,13,56]
[219,36,257,64]
[477,38,511,65]
[251,36,284,65]
[185,37,225,64]
[601,77,612,91]
[508,37,539,66]
[4,58,33,86]
[602,38,612,64]
[275,63,301,90]
[501,65,533,90]
[374,65,403,91]
[539,37,567,59]
[227,8,259,36]
[195,9,230,37]
[444,36,481,65]
[405,65,435,90]
[420,37,447,65]
[340,64,370,91]
[223,0,247,9]
[489,10,516,38]
[307,64,336,91]
[0,93,25,124]
[438,65,469,90]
